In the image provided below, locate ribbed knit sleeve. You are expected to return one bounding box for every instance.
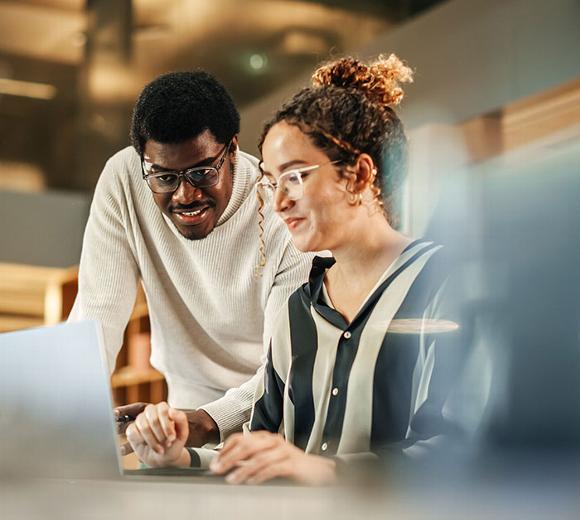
[68,155,140,372]
[262,240,313,347]
[200,241,313,440]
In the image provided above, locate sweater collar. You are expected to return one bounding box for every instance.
[216,149,258,226]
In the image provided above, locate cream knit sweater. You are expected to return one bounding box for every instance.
[69,146,312,438]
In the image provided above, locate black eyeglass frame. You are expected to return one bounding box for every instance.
[141,140,232,194]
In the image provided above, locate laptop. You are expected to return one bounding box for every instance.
[0,320,214,480]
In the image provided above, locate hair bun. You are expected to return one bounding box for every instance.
[311,54,413,107]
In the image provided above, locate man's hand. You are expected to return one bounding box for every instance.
[183,408,220,447]
[115,402,148,434]
[209,431,337,485]
[115,402,149,455]
[125,402,191,468]
[116,403,219,455]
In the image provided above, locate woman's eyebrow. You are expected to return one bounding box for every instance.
[279,159,308,171]
[260,159,310,177]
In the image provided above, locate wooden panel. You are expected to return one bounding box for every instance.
[0,314,44,333]
[111,366,165,389]
[503,79,580,151]
[149,380,168,404]
[0,262,77,320]
[0,263,61,316]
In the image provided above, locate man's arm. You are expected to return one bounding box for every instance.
[68,156,140,372]
[115,280,291,460]
[198,240,313,442]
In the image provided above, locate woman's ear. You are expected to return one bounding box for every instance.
[352,153,377,193]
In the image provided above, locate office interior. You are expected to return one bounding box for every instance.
[1,0,580,517]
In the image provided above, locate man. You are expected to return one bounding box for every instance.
[69,70,312,447]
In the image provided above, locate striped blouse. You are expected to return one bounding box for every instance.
[248,239,462,462]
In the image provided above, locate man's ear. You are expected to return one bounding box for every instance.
[230,135,239,156]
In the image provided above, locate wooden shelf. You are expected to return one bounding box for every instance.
[0,263,167,406]
[111,366,165,388]
[0,314,44,333]
[129,300,149,320]
[0,262,78,327]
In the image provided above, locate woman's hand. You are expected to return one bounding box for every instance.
[210,431,337,485]
[125,402,190,468]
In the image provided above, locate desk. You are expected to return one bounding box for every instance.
[1,473,579,520]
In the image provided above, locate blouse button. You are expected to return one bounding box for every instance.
[321,442,328,452]
[332,387,339,396]
[343,331,352,339]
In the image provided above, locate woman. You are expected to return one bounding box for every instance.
[126,55,460,484]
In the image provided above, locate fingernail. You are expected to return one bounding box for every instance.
[168,435,176,443]
[209,461,220,472]
[226,473,240,484]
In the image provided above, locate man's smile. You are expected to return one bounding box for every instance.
[172,202,214,226]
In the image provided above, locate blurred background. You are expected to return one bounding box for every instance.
[1,3,580,513]
[0,0,443,194]
[0,0,579,410]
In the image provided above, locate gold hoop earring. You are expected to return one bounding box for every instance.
[347,189,363,206]
[345,176,358,206]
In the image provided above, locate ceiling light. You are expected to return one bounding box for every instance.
[249,53,268,71]
[0,78,56,100]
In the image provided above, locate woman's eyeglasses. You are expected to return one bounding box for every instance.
[142,141,232,194]
[258,160,341,201]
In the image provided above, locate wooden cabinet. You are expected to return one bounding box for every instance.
[0,263,166,406]
[111,288,167,405]
[0,263,78,332]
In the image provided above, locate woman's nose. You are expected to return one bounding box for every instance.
[273,186,293,213]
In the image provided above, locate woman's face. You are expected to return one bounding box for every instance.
[261,121,354,252]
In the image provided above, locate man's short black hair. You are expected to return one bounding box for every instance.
[130,70,240,156]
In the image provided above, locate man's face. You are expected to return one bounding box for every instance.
[143,130,236,240]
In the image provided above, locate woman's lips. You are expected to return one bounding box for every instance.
[284,217,305,230]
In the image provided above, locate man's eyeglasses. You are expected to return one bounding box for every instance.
[258,160,341,201]
[142,141,232,194]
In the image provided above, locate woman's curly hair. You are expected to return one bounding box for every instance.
[259,54,413,227]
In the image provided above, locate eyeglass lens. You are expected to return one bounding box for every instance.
[261,171,304,200]
[147,168,219,193]
[144,140,231,194]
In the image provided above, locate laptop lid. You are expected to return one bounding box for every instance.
[0,320,122,480]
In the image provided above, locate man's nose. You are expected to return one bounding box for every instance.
[172,177,202,204]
